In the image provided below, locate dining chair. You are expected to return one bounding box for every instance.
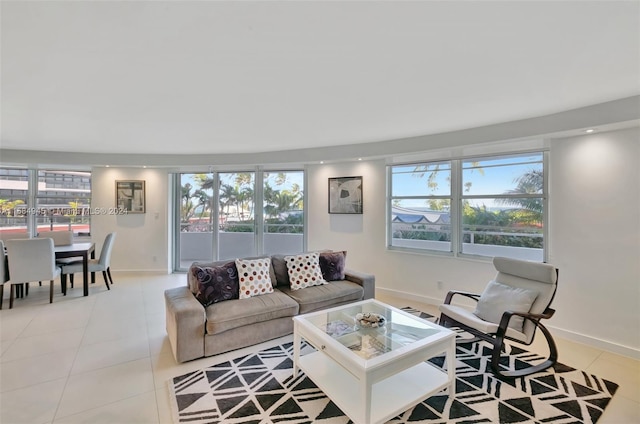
[61,232,116,291]
[5,238,62,308]
[38,230,73,246]
[36,230,76,286]
[0,240,9,310]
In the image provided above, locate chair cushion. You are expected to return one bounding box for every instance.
[439,304,528,343]
[191,262,239,306]
[61,259,103,274]
[473,280,538,332]
[279,280,363,314]
[205,289,299,335]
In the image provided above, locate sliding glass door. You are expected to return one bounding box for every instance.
[174,169,305,271]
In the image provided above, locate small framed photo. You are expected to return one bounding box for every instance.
[116,180,146,213]
[328,176,363,214]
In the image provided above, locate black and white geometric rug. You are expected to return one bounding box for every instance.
[168,308,618,424]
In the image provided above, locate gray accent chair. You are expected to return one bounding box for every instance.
[439,256,559,378]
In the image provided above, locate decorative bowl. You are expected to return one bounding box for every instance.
[354,312,386,329]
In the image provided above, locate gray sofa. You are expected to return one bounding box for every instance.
[164,254,375,363]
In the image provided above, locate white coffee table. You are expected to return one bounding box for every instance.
[293,299,456,424]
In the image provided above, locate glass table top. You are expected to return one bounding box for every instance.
[298,300,444,360]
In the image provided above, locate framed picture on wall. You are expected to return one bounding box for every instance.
[328,176,363,214]
[116,180,146,213]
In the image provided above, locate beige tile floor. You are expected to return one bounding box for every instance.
[0,273,637,424]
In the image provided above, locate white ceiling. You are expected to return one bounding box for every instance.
[1,1,639,156]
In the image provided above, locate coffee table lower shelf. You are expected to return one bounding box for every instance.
[298,350,451,424]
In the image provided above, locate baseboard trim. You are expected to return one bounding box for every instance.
[376,287,640,360]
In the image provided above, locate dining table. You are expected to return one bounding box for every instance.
[55,242,95,296]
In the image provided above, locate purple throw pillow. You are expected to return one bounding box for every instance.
[192,262,239,306]
[318,251,346,281]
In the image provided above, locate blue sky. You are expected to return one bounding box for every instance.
[392,153,543,209]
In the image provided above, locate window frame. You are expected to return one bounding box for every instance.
[0,168,92,240]
[172,167,306,271]
[388,150,549,262]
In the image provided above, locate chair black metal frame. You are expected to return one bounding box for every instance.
[439,257,559,379]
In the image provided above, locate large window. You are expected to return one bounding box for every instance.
[0,168,92,239]
[390,162,452,252]
[176,169,305,270]
[0,168,29,237]
[389,152,547,261]
[36,170,92,236]
[263,171,304,254]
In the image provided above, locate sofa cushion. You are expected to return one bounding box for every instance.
[235,257,274,299]
[285,252,327,290]
[318,251,347,281]
[279,280,364,314]
[205,289,299,335]
[191,262,239,306]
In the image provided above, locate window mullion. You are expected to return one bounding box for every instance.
[450,160,461,256]
[212,172,220,260]
[543,151,550,263]
[255,167,264,255]
[28,169,38,237]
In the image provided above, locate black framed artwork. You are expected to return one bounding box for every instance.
[116,180,146,213]
[328,176,363,214]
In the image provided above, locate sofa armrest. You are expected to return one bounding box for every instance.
[344,269,375,300]
[165,287,206,363]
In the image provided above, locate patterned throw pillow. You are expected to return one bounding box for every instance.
[318,251,347,281]
[235,257,274,299]
[191,262,239,306]
[285,252,327,290]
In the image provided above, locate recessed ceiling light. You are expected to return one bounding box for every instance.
[358,158,362,161]
[320,161,324,164]
[584,128,595,133]
[105,165,110,168]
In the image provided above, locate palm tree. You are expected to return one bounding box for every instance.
[181,183,196,223]
[498,169,543,223]
[240,186,254,219]
[193,189,211,221]
[219,184,237,219]
[263,183,277,218]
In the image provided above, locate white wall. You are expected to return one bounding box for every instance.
[549,127,639,355]
[307,127,640,358]
[91,167,170,273]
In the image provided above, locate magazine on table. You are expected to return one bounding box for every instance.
[323,320,356,338]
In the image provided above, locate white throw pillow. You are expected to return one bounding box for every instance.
[473,280,538,332]
[235,257,274,299]
[285,252,327,290]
